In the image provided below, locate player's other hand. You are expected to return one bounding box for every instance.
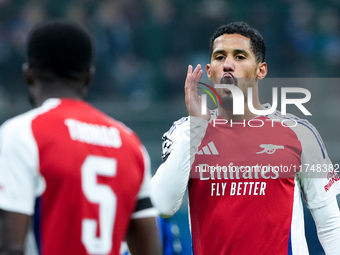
[185,64,210,121]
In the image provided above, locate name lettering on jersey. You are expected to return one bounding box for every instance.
[65,119,122,148]
[256,144,284,154]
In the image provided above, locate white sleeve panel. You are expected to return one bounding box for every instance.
[0,112,42,215]
[291,119,340,209]
[150,116,208,216]
[136,145,152,200]
[310,198,340,255]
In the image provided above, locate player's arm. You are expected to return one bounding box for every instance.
[149,118,205,217]
[150,65,208,217]
[310,198,340,255]
[0,118,39,255]
[0,210,30,255]
[294,120,340,254]
[296,120,340,208]
[126,217,161,255]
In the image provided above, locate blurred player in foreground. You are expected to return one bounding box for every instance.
[150,22,340,254]
[0,19,161,255]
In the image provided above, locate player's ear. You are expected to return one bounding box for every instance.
[22,63,34,85]
[81,66,95,98]
[256,62,267,81]
[206,64,211,79]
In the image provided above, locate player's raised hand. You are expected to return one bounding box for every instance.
[185,64,210,121]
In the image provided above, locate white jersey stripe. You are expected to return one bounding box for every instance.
[208,142,219,155]
[202,146,211,155]
[272,111,327,159]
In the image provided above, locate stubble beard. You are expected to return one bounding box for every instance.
[218,77,257,112]
[220,94,233,111]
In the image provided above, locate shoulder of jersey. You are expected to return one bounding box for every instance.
[163,108,218,137]
[268,109,327,157]
[267,109,314,130]
[163,116,189,138]
[1,105,51,132]
[0,105,53,157]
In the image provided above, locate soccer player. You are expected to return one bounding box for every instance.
[0,20,161,255]
[150,22,340,254]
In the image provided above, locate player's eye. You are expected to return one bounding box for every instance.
[215,55,225,61]
[235,55,246,60]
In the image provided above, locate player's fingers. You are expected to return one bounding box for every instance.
[185,72,191,91]
[192,68,203,95]
[186,64,202,100]
[187,65,193,75]
[186,65,193,82]
[189,64,202,90]
[185,65,193,88]
[192,64,201,78]
[185,73,192,106]
[197,69,204,82]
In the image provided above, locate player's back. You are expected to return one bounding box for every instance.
[30,98,147,255]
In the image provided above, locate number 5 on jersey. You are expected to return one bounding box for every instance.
[81,155,117,254]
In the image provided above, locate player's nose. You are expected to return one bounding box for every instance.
[223,56,235,72]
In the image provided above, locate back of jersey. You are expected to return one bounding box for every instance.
[31,98,149,255]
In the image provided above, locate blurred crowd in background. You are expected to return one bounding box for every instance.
[0,0,340,118]
[0,1,339,254]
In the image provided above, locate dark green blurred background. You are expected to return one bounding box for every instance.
[0,1,339,254]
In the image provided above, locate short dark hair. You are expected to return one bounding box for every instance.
[26,19,94,79]
[209,22,266,63]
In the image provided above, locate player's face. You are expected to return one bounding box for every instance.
[206,34,267,108]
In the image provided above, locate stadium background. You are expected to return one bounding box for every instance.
[0,0,339,254]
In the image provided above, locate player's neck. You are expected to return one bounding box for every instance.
[32,81,86,107]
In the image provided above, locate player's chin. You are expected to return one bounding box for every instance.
[219,90,232,97]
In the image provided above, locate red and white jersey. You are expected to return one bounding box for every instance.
[0,98,157,255]
[161,108,340,255]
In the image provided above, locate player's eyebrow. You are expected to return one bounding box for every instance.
[212,49,226,55]
[212,49,250,56]
[233,49,249,55]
